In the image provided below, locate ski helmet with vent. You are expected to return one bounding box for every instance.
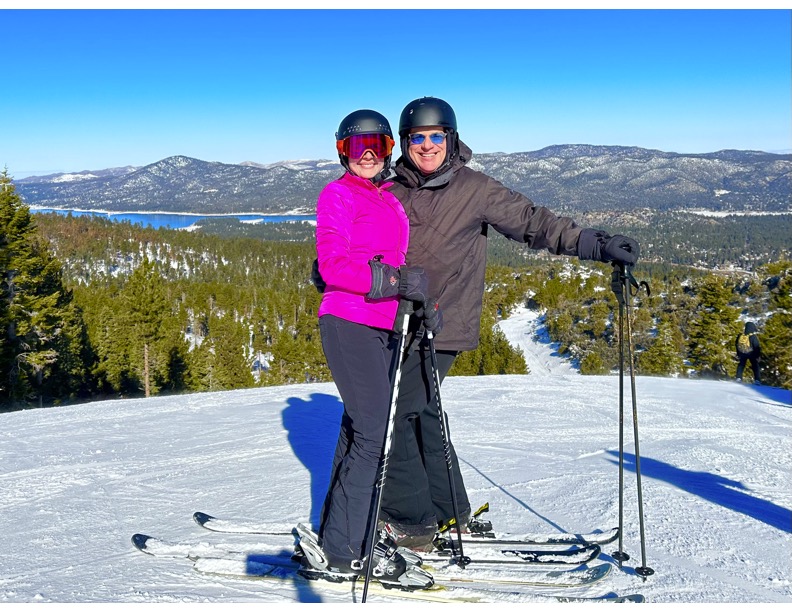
[336,109,393,141]
[398,97,457,136]
[334,109,395,180]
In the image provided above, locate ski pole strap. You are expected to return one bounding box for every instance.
[611,263,651,302]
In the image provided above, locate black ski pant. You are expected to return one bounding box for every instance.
[736,354,760,382]
[317,314,398,564]
[380,343,470,530]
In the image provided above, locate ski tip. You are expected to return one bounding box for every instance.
[609,594,645,603]
[131,533,152,552]
[193,511,215,526]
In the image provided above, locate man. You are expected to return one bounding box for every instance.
[376,97,640,550]
[735,321,761,384]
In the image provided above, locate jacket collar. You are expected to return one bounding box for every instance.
[341,171,393,191]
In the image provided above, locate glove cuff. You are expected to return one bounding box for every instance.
[577,228,608,261]
[367,260,401,300]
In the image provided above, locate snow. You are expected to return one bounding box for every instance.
[51,173,99,183]
[496,305,578,376]
[687,210,792,217]
[1,309,790,606]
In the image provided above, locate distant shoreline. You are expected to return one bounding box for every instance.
[28,205,791,219]
[28,205,315,217]
[686,210,792,217]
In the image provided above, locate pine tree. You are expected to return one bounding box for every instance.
[206,314,254,390]
[687,274,742,379]
[0,171,90,407]
[639,317,686,376]
[118,257,172,397]
[759,264,792,389]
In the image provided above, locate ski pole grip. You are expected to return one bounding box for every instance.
[392,298,415,334]
[395,297,414,317]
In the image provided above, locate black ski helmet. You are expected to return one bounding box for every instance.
[336,109,393,141]
[398,97,457,136]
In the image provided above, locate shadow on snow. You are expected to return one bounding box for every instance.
[607,451,792,533]
[281,392,344,530]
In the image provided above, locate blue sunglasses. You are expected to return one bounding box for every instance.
[408,132,447,146]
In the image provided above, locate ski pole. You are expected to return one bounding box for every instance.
[610,265,628,568]
[361,302,412,602]
[610,263,654,578]
[621,265,654,579]
[427,331,471,569]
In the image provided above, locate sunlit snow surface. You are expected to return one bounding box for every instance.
[1,309,790,604]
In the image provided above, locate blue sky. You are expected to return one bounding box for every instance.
[1,8,790,178]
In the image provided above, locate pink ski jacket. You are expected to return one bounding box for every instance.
[316,172,409,330]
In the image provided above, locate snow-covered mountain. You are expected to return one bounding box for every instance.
[1,308,790,603]
[16,165,140,184]
[14,146,792,214]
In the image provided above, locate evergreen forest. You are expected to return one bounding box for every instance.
[2,171,790,410]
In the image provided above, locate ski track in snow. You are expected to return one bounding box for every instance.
[0,305,790,605]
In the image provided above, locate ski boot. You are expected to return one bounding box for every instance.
[378,516,439,553]
[296,530,433,590]
[293,523,423,568]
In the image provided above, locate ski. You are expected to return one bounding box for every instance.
[423,542,601,566]
[132,533,610,588]
[132,533,257,559]
[444,502,621,546]
[194,510,619,547]
[191,555,623,601]
[457,527,620,547]
[193,512,599,566]
[193,511,296,535]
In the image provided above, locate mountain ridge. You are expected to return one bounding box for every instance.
[15,145,791,215]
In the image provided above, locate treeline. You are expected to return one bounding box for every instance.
[590,210,792,269]
[2,171,790,410]
[163,211,792,273]
[485,210,792,270]
[503,257,790,388]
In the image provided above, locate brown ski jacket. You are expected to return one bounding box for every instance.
[388,140,587,351]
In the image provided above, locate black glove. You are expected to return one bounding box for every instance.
[367,259,429,302]
[416,297,443,335]
[311,258,326,293]
[578,229,640,266]
[397,267,429,302]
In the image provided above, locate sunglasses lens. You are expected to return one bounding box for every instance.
[343,134,393,158]
[409,132,447,145]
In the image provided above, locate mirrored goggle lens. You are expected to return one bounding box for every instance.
[408,132,447,146]
[337,134,394,159]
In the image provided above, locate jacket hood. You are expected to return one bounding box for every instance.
[744,322,758,334]
[391,137,473,189]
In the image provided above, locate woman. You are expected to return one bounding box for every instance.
[296,109,433,589]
